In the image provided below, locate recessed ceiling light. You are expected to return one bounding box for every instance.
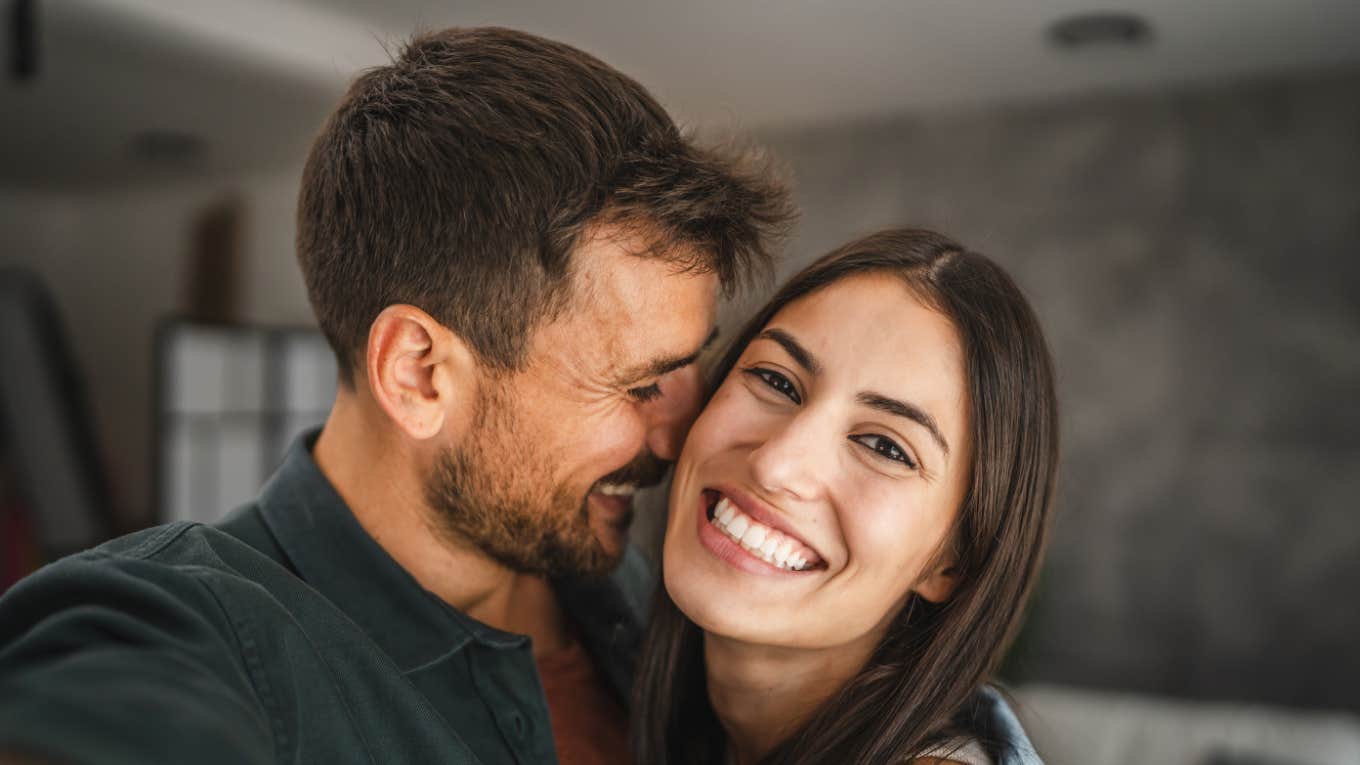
[1048,12,1153,50]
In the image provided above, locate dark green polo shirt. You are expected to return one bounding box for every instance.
[0,431,652,764]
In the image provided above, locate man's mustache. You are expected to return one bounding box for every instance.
[597,452,671,489]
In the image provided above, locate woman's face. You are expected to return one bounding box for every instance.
[663,273,972,652]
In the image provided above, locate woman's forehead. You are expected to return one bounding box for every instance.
[764,275,963,380]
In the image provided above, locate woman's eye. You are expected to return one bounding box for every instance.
[742,367,801,404]
[850,434,918,470]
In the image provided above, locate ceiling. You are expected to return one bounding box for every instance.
[3,0,1359,188]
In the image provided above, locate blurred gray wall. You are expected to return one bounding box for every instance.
[753,65,1360,710]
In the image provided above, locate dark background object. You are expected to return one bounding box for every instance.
[184,195,243,323]
[1049,11,1153,49]
[0,442,43,591]
[8,0,37,82]
[0,268,113,562]
[130,130,209,167]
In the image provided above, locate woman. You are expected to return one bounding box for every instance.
[633,228,1057,764]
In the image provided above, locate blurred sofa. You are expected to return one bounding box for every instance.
[1013,684,1360,765]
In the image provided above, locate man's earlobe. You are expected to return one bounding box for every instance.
[365,305,478,441]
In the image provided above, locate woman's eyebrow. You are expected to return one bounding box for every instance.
[857,392,951,458]
[757,328,821,375]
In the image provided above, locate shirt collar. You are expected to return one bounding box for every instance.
[253,429,527,672]
[553,543,654,699]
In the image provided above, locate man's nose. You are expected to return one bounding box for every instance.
[643,365,704,462]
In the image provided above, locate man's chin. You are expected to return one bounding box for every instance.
[587,492,634,559]
[592,525,631,564]
[544,514,628,578]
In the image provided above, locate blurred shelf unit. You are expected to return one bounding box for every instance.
[155,320,336,525]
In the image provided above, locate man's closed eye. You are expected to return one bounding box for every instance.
[628,382,663,402]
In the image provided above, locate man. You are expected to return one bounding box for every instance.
[0,27,792,764]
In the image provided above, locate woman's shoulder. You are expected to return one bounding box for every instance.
[968,685,1043,764]
[911,685,1044,765]
[913,736,994,764]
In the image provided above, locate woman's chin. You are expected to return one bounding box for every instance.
[663,551,801,648]
[663,510,841,648]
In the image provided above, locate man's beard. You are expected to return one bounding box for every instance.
[423,387,669,579]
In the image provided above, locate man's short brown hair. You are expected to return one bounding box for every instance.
[297,27,794,383]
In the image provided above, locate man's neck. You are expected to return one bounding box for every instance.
[312,399,570,657]
[703,632,875,765]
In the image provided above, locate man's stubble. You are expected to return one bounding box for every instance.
[423,383,615,579]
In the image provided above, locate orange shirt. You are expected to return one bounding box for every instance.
[535,639,633,765]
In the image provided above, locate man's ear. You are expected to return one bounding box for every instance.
[914,557,960,605]
[365,304,479,441]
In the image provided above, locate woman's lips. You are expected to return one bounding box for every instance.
[705,486,824,564]
[695,489,825,576]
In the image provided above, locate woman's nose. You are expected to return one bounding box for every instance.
[746,412,827,502]
[643,365,704,462]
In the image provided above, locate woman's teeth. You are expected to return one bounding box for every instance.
[710,497,815,571]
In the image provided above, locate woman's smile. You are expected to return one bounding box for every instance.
[697,487,826,574]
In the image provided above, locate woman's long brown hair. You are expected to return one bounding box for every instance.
[632,228,1060,764]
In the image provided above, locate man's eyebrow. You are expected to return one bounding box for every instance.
[617,327,720,384]
[757,328,821,375]
[857,392,951,458]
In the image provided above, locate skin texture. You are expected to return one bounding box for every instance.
[662,274,973,764]
[314,224,717,655]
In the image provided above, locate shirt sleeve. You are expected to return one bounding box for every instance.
[0,551,276,765]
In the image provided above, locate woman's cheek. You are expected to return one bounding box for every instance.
[841,487,925,580]
[693,384,760,450]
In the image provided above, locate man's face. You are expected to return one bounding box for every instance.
[426,226,719,578]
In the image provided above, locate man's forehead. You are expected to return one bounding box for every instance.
[521,242,716,381]
[586,271,718,381]
[569,225,707,295]
[608,326,720,386]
